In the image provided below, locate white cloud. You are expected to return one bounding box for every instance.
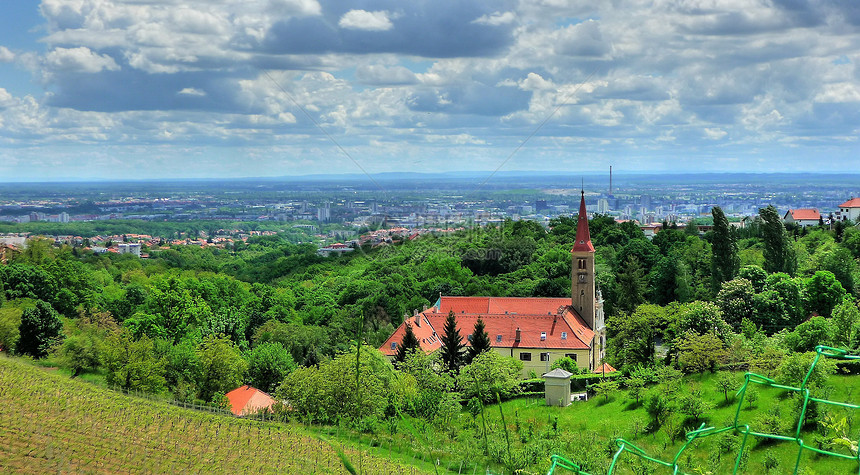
[178,88,207,97]
[338,10,393,31]
[472,11,516,26]
[704,127,728,140]
[0,46,14,62]
[815,82,860,103]
[45,47,120,73]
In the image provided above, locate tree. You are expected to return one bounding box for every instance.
[606,304,660,369]
[761,205,797,275]
[626,376,646,404]
[16,300,63,358]
[714,372,740,403]
[246,342,296,394]
[589,378,620,403]
[672,301,731,342]
[676,332,727,374]
[439,311,465,374]
[457,350,522,402]
[550,356,580,375]
[831,300,860,347]
[616,256,647,314]
[196,335,248,402]
[803,271,846,317]
[738,265,767,293]
[394,322,420,364]
[55,321,104,377]
[783,316,831,353]
[716,278,755,330]
[711,206,740,292]
[465,317,491,364]
[102,331,166,392]
[679,391,711,423]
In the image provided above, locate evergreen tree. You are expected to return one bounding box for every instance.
[465,318,491,364]
[710,206,739,293]
[394,322,420,364]
[616,255,646,314]
[439,311,465,374]
[760,205,797,275]
[17,300,62,358]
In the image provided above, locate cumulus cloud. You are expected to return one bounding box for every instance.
[0,46,14,62]
[45,47,120,73]
[355,64,418,85]
[338,10,393,31]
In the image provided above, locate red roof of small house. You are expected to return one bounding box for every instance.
[380,296,595,357]
[593,363,617,374]
[785,209,820,221]
[225,385,276,416]
[840,198,860,208]
[572,191,594,253]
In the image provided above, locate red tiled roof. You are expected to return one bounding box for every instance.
[786,209,820,221]
[379,296,595,357]
[225,385,276,416]
[840,198,860,208]
[572,191,594,253]
[594,363,617,374]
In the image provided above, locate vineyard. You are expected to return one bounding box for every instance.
[0,356,428,474]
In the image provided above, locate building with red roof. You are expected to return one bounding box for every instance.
[225,385,276,416]
[838,198,860,222]
[783,209,821,227]
[380,191,606,376]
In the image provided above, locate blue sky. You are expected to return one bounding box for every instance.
[0,0,859,181]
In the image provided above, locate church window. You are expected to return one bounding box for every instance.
[578,258,586,270]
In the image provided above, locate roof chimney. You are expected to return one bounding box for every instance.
[414,314,420,327]
[515,328,521,342]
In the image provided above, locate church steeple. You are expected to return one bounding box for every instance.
[572,190,594,253]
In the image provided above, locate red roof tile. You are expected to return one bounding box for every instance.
[840,198,860,208]
[379,297,595,356]
[786,209,820,221]
[225,385,276,416]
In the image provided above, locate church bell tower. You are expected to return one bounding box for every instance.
[571,190,595,330]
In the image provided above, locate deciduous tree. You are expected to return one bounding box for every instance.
[16,300,62,358]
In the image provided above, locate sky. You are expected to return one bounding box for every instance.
[0,0,859,181]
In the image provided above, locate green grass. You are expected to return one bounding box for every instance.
[476,370,860,474]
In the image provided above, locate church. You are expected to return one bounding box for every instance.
[379,192,607,377]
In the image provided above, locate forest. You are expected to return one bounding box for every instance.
[1,205,860,472]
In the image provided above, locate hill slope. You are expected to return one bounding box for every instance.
[0,356,427,474]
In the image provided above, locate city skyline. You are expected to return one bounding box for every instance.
[1,1,860,181]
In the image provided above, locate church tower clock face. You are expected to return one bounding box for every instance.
[577,273,587,283]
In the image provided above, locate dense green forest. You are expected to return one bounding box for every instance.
[1,206,859,472]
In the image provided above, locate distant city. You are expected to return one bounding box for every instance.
[1,172,859,251]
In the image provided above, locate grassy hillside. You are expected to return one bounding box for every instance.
[0,355,429,474]
[476,370,860,474]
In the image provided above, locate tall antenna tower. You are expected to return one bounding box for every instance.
[609,166,613,196]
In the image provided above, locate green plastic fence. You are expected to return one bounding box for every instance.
[548,345,860,475]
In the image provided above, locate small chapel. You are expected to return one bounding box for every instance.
[380,192,607,377]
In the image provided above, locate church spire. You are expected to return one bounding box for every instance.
[572,190,594,252]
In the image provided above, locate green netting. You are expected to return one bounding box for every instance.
[548,345,860,475]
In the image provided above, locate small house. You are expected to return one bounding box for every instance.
[225,385,276,416]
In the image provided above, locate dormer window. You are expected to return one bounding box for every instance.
[496,335,502,343]
[468,335,473,342]
[561,332,567,340]
[391,342,397,350]
[540,332,546,341]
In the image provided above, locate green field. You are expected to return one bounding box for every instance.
[0,355,430,474]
